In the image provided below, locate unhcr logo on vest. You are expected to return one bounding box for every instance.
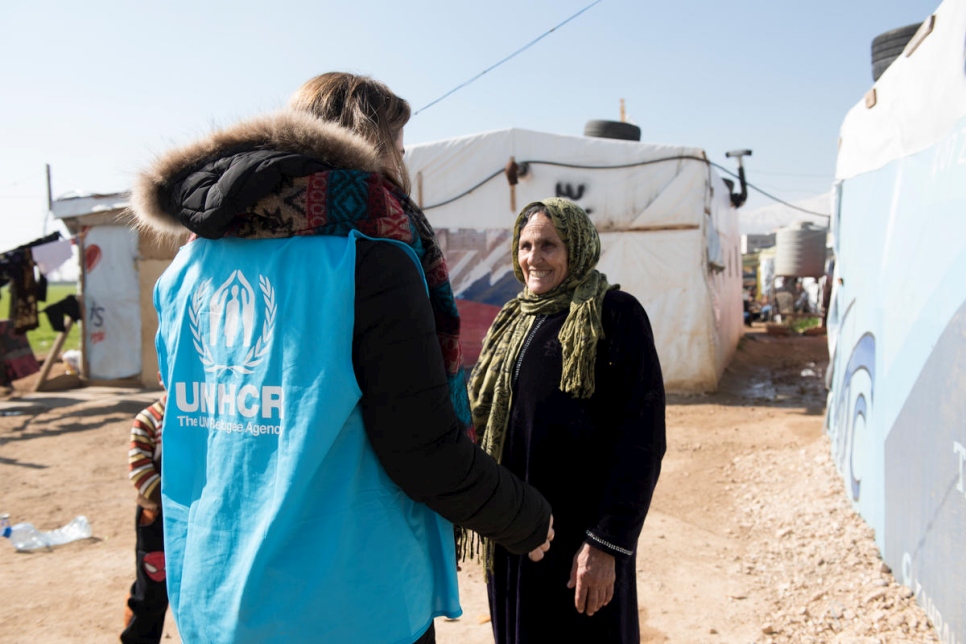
[173,270,283,433]
[189,270,276,375]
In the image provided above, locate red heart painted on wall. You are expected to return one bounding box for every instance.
[84,245,102,272]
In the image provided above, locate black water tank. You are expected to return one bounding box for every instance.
[583,119,641,141]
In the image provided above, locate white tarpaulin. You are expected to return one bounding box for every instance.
[82,225,141,379]
[406,128,742,392]
[827,1,965,640]
[836,3,966,181]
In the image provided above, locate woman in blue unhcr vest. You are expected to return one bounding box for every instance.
[131,72,554,644]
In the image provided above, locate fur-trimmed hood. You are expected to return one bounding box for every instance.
[131,109,384,238]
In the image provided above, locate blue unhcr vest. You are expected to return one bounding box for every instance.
[155,232,461,643]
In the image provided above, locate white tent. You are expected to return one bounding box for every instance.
[405,128,742,393]
[826,1,965,640]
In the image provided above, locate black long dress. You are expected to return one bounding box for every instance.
[486,290,666,644]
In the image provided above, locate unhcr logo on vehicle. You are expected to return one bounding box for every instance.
[188,270,276,375]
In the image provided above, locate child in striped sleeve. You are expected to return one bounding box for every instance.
[121,395,168,644]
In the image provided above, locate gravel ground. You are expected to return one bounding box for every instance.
[731,439,940,644]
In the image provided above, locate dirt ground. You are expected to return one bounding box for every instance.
[0,327,942,643]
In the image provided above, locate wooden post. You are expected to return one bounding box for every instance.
[33,318,73,392]
[507,157,518,212]
[77,228,91,382]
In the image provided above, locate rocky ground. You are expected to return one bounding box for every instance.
[0,327,943,643]
[715,332,938,644]
[727,438,937,643]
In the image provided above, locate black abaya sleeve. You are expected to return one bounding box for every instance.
[586,291,667,559]
[352,239,552,555]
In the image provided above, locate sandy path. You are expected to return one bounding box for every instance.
[0,329,940,643]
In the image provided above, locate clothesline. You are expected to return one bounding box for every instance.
[1,231,63,258]
[0,232,79,334]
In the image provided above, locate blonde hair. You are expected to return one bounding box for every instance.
[289,72,411,194]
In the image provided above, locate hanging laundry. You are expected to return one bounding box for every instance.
[0,232,62,328]
[8,249,41,333]
[36,274,47,303]
[43,295,82,333]
[0,320,40,386]
[31,238,73,276]
[0,250,22,289]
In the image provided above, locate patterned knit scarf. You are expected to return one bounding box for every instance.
[226,168,473,439]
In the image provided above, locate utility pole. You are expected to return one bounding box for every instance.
[43,164,53,235]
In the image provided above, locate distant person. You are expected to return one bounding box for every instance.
[469,198,666,643]
[820,260,835,327]
[131,72,553,643]
[794,280,811,314]
[759,294,773,322]
[774,282,796,322]
[121,394,168,644]
[743,288,753,326]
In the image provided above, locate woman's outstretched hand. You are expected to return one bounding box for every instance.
[527,515,554,561]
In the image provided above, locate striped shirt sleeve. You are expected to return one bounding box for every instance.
[128,397,166,500]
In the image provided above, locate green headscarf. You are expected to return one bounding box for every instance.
[468,197,616,466]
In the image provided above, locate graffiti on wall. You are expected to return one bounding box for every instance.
[555,182,593,214]
[88,299,106,345]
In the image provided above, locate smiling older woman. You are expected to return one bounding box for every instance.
[469,197,667,643]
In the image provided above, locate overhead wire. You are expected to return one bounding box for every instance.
[412,0,603,117]
[749,169,833,179]
[388,0,833,218]
[709,163,831,217]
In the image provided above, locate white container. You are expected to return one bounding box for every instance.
[774,221,827,277]
[1,514,92,551]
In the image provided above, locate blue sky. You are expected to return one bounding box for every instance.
[0,0,940,251]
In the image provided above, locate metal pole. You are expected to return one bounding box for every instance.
[45,164,53,211]
[43,164,53,235]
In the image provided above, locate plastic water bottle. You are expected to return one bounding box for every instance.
[1,515,48,551]
[1,514,92,551]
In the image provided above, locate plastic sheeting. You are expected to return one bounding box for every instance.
[82,225,141,379]
[836,3,964,181]
[827,1,965,640]
[407,128,742,392]
[409,129,711,231]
